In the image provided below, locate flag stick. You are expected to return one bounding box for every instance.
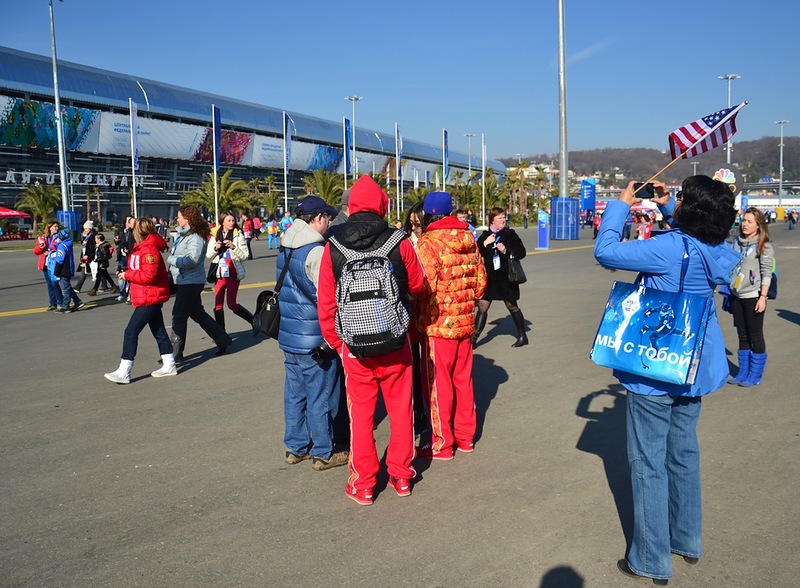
[633,101,749,197]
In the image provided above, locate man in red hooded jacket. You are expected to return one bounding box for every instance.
[317,175,425,505]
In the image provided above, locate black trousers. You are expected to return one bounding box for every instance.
[172,283,230,354]
[730,295,766,353]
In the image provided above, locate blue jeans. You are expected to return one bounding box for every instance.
[626,392,703,580]
[283,350,341,459]
[267,234,278,249]
[44,269,59,307]
[57,277,81,309]
[122,304,172,360]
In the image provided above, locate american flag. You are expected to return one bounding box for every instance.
[669,101,747,160]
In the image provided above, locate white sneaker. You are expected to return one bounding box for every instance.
[151,364,177,378]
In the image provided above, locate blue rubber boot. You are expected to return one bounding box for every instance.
[739,352,767,387]
[728,350,751,385]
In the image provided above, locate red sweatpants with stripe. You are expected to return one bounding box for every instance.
[424,337,477,452]
[341,338,416,492]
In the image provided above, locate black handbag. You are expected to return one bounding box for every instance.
[206,260,219,284]
[507,254,527,285]
[252,250,294,338]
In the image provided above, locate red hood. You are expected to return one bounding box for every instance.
[348,175,389,217]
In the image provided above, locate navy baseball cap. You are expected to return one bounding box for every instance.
[296,195,337,218]
[423,191,453,215]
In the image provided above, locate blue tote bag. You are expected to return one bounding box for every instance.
[590,239,713,386]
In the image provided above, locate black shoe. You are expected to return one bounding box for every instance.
[58,308,72,314]
[682,556,699,565]
[616,560,668,586]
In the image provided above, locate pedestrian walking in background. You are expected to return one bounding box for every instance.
[241,212,254,260]
[87,233,118,296]
[415,191,486,460]
[207,212,253,330]
[595,176,741,585]
[73,221,97,293]
[264,214,279,249]
[473,207,529,347]
[727,207,774,387]
[167,205,232,362]
[104,217,177,384]
[114,216,135,302]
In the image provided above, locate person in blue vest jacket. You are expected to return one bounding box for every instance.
[595,176,741,585]
[277,196,349,471]
[48,228,85,313]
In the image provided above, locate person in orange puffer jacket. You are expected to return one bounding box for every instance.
[414,191,487,461]
[104,217,176,384]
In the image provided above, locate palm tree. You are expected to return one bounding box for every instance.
[15,183,61,233]
[303,170,344,206]
[251,176,281,217]
[181,169,251,218]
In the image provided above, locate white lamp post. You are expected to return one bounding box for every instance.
[775,119,789,207]
[48,0,69,212]
[345,95,363,179]
[464,133,475,179]
[718,74,741,164]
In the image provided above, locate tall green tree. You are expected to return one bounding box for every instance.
[250,176,281,217]
[15,183,61,233]
[303,170,344,206]
[181,169,251,218]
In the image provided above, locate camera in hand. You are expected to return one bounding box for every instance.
[633,182,656,199]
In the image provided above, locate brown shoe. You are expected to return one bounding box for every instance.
[284,451,309,465]
[110,286,119,294]
[311,450,349,471]
[87,289,97,296]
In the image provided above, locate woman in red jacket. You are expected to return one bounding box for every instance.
[104,217,177,384]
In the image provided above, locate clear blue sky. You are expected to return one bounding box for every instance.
[1,0,797,160]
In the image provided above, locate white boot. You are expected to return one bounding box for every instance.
[104,359,133,384]
[151,354,177,378]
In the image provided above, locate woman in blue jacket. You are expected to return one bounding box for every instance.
[167,205,232,361]
[595,176,741,585]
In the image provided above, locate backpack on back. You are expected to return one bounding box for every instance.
[329,230,409,358]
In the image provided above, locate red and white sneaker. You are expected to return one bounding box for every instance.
[345,484,374,506]
[389,476,412,497]
[456,441,474,453]
[415,444,454,461]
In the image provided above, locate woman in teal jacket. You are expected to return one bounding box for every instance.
[595,176,741,585]
[167,205,232,362]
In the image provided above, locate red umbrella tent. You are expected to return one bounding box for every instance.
[0,206,31,218]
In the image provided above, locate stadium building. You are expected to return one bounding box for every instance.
[0,45,505,224]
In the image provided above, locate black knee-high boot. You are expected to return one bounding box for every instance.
[471,310,488,345]
[510,309,528,347]
[214,308,225,330]
[233,305,253,325]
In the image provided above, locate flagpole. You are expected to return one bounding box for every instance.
[634,101,749,197]
[481,133,486,226]
[283,111,288,213]
[211,104,220,224]
[342,117,348,190]
[129,98,138,218]
[395,123,401,221]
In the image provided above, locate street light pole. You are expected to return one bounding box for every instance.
[48,0,69,212]
[345,95,363,180]
[464,133,475,179]
[718,74,741,164]
[775,119,789,207]
[691,161,699,176]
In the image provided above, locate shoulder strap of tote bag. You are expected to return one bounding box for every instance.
[635,237,690,291]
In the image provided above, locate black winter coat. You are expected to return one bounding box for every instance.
[477,227,526,301]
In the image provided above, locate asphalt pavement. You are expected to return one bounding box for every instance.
[1,224,798,587]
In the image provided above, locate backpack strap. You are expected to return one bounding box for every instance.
[330,230,405,263]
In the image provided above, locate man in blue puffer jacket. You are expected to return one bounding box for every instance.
[48,228,84,313]
[277,196,349,471]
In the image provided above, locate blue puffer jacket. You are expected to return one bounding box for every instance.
[595,200,741,397]
[277,243,323,354]
[167,226,207,285]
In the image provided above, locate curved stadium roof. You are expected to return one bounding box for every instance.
[0,46,505,173]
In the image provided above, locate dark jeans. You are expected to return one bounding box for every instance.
[122,304,172,360]
[730,295,766,353]
[171,283,231,355]
[92,267,115,291]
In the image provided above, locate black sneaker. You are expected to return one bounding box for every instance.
[58,308,72,314]
[76,301,86,309]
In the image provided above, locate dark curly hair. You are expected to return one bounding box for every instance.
[672,175,736,245]
[178,205,210,240]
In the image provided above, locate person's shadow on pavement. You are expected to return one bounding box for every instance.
[575,385,633,550]
[473,353,507,442]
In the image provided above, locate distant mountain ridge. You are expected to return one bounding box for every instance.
[502,136,799,185]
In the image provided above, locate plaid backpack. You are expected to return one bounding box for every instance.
[329,230,409,358]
